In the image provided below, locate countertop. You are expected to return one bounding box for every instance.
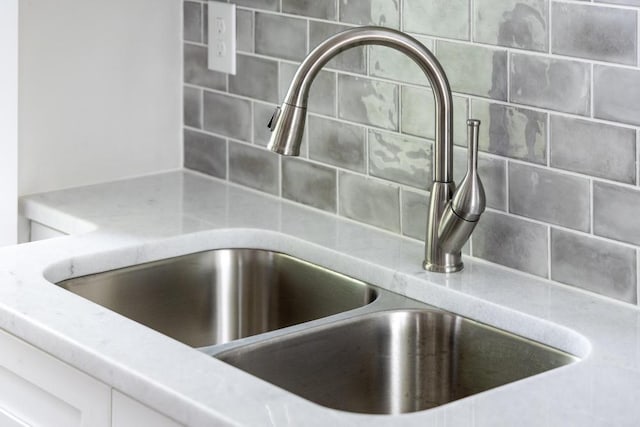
[3,170,639,426]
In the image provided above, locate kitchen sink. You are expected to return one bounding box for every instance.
[218,308,578,414]
[56,249,376,347]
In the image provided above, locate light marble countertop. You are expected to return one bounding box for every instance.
[3,170,639,426]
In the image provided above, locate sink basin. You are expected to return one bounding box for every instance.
[218,309,578,414]
[56,249,376,347]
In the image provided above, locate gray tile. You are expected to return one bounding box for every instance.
[550,116,636,184]
[453,148,507,211]
[255,13,307,61]
[509,163,590,231]
[436,41,507,101]
[308,115,365,172]
[510,54,590,115]
[339,0,400,29]
[203,3,208,43]
[474,0,548,52]
[253,102,277,147]
[404,0,469,40]
[237,10,254,53]
[229,55,278,103]
[369,37,434,86]
[472,211,548,277]
[338,172,400,232]
[233,0,278,11]
[184,44,226,90]
[184,2,202,43]
[472,100,546,164]
[310,21,366,74]
[551,229,637,304]
[401,87,468,146]
[184,129,226,179]
[594,66,640,127]
[283,0,336,20]
[282,158,337,212]
[229,142,279,194]
[401,188,428,240]
[594,182,640,246]
[369,130,432,190]
[552,3,637,65]
[184,86,201,129]
[203,92,252,141]
[338,74,398,130]
[279,63,336,117]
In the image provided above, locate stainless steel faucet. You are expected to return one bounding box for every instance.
[267,26,485,273]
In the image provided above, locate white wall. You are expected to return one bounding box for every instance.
[19,0,182,196]
[0,0,19,245]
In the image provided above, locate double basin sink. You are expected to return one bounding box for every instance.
[56,249,578,415]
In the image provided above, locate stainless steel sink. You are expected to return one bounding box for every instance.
[218,309,578,414]
[57,249,376,347]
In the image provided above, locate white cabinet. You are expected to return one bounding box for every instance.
[0,329,110,427]
[0,329,183,427]
[112,391,183,427]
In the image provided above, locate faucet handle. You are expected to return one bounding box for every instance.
[450,119,485,222]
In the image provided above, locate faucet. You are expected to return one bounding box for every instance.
[267,27,485,273]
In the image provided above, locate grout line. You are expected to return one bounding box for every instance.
[637,250,640,305]
[637,129,640,186]
[547,225,552,280]
[589,179,594,234]
[548,0,552,55]
[398,186,404,236]
[546,112,551,167]
[506,51,511,102]
[469,0,474,42]
[200,87,204,130]
[590,63,594,118]
[637,9,639,67]
[365,128,370,176]
[505,160,510,212]
[225,138,230,181]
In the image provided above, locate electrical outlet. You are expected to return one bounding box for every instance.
[208,2,236,74]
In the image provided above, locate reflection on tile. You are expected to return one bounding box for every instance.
[339,172,400,232]
[594,65,640,126]
[474,0,548,52]
[184,44,226,90]
[551,229,637,304]
[339,0,400,29]
[184,129,226,179]
[472,210,548,277]
[594,182,640,246]
[338,74,398,130]
[310,21,366,74]
[184,2,202,43]
[369,129,432,190]
[229,142,279,195]
[404,0,470,40]
[401,188,428,240]
[184,86,201,129]
[509,163,590,232]
[282,157,337,212]
[369,36,433,85]
[552,2,637,65]
[283,0,336,20]
[279,63,336,117]
[436,41,507,100]
[308,115,366,172]
[229,54,278,103]
[550,115,636,184]
[510,54,590,115]
[472,99,546,164]
[255,13,307,61]
[401,87,468,146]
[203,92,252,141]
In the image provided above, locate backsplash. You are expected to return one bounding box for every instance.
[183,0,640,305]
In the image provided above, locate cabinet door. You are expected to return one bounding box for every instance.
[0,329,110,427]
[112,390,183,427]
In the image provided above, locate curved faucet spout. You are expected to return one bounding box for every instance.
[268,26,454,183]
[269,26,485,273]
